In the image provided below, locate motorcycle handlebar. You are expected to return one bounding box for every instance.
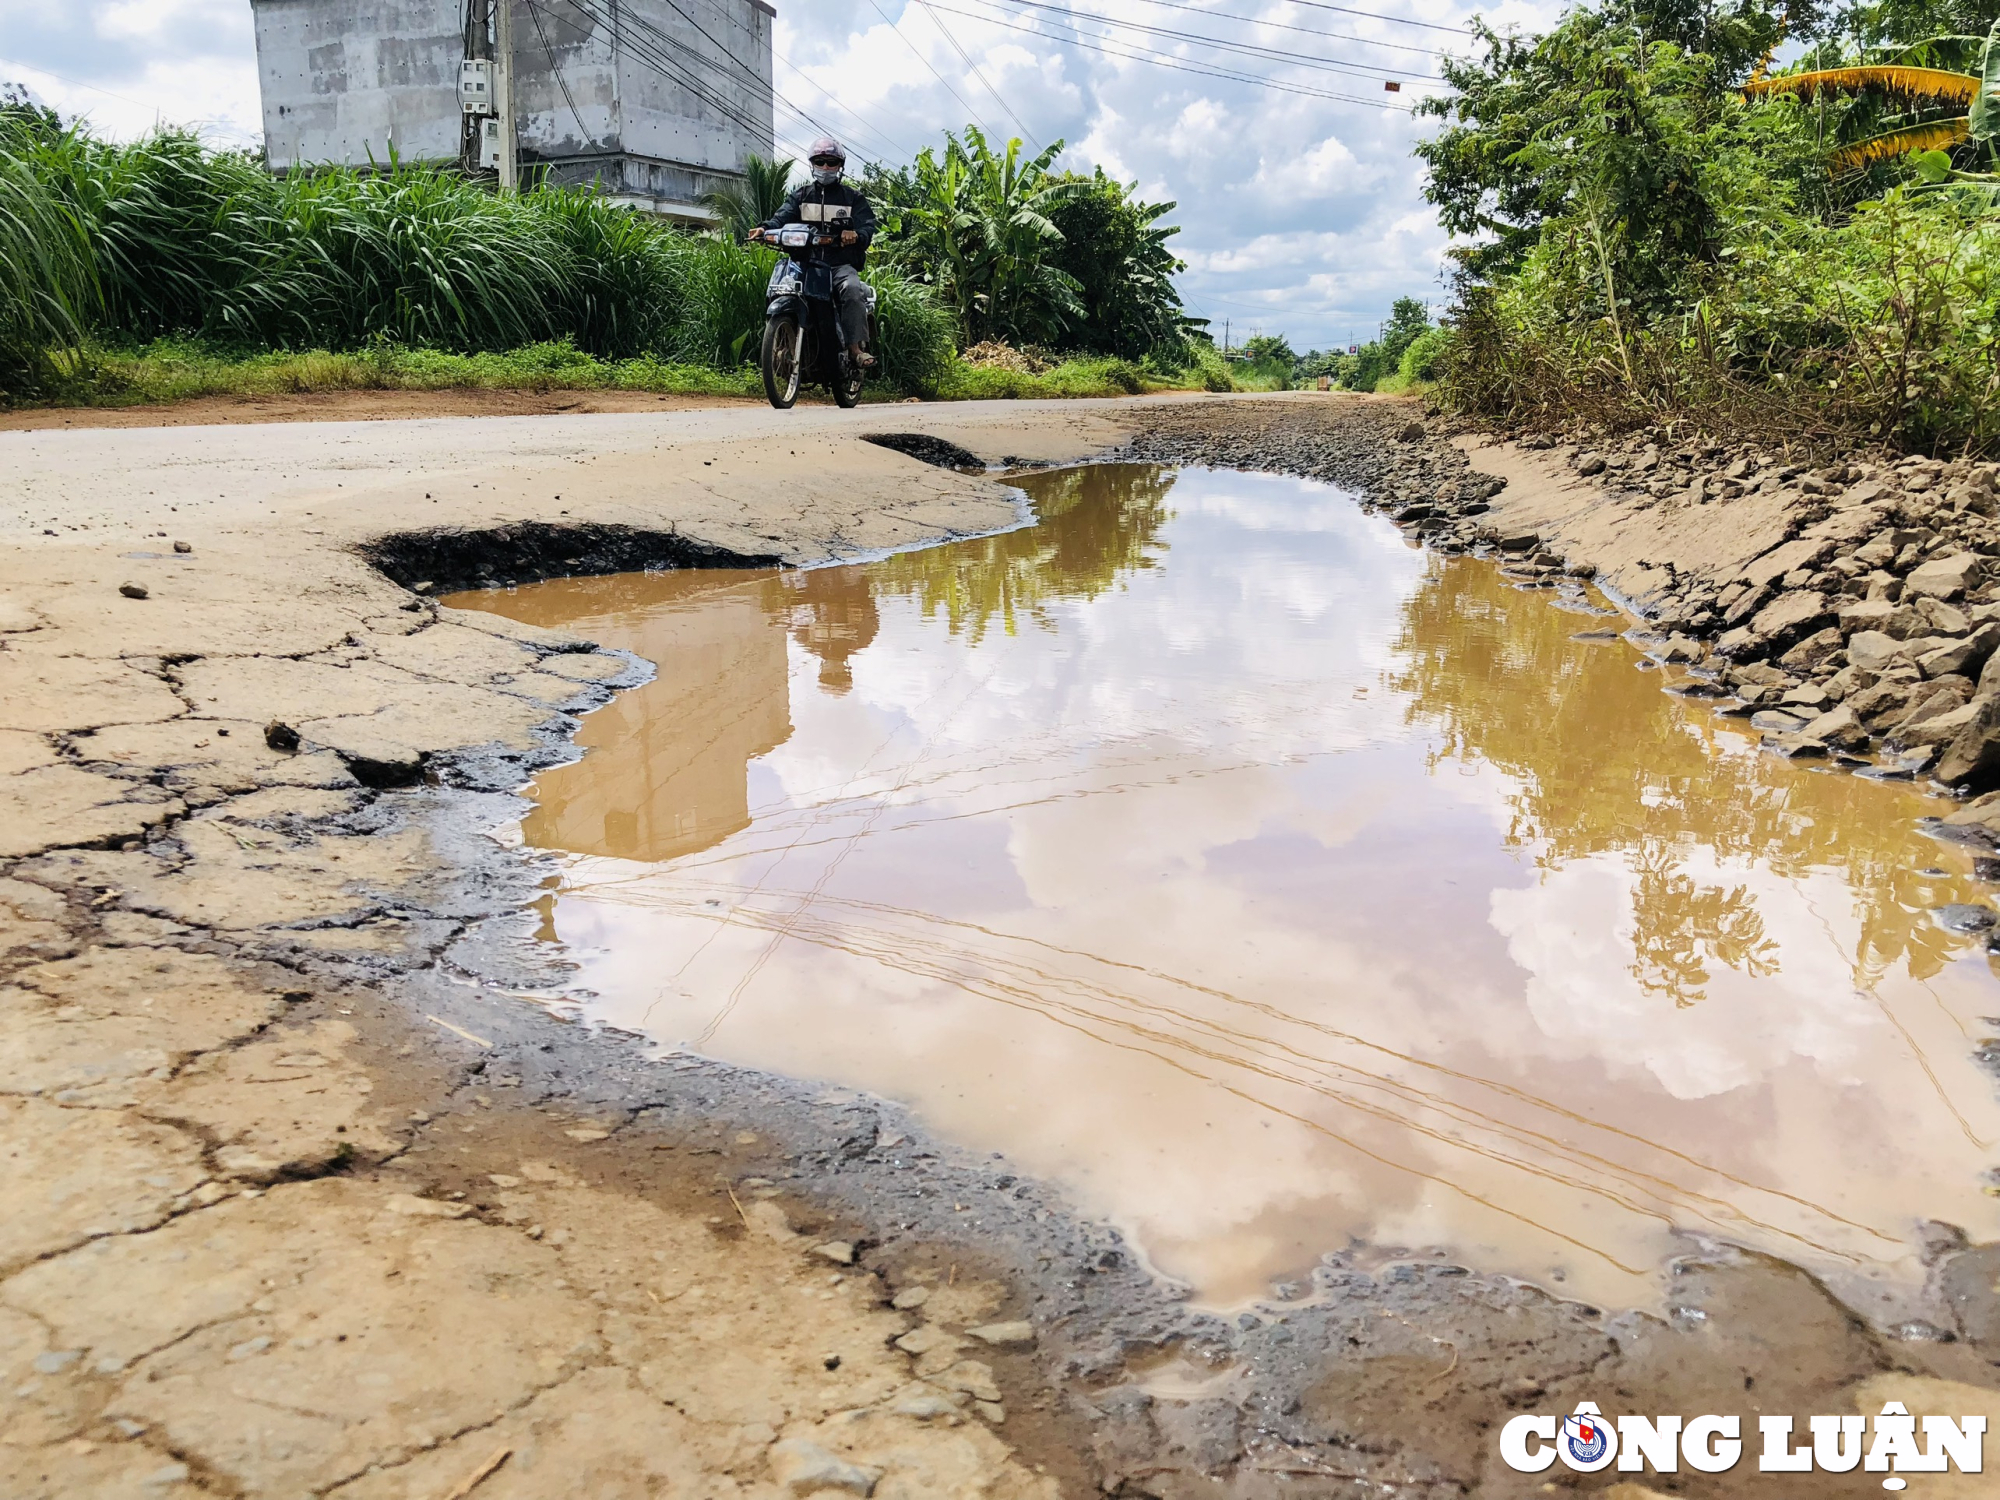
[751,228,855,247]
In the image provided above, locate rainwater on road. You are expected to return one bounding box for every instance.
[453,463,2000,1320]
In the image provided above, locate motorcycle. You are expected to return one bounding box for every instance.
[756,222,876,410]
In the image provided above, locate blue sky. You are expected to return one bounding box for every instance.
[0,0,1563,351]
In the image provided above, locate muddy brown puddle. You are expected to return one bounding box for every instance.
[453,463,2000,1321]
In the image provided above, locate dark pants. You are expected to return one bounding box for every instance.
[831,264,870,349]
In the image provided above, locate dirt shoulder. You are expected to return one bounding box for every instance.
[5,393,1998,1499]
[0,386,768,431]
[0,382,1221,434]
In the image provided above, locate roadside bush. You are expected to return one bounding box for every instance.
[940,354,1166,400]
[1415,0,2000,452]
[1336,298,1433,391]
[863,272,959,397]
[1437,187,2000,451]
[1183,343,1236,392]
[3,112,1229,407]
[1397,326,1451,384]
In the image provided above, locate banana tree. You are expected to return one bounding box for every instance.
[880,128,1087,348]
[1744,19,2000,171]
[699,154,795,243]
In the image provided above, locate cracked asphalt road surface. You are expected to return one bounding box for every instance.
[0,399,1130,1499]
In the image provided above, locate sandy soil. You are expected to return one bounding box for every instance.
[5,392,1997,1498]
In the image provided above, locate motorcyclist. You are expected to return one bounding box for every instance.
[749,137,878,369]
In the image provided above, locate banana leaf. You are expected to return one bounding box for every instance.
[1745,65,1979,104]
[1970,18,2000,141]
[1832,116,1973,168]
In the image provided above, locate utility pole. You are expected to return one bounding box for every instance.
[1223,319,1230,357]
[461,0,492,174]
[495,0,519,191]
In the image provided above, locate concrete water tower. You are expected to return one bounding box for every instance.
[248,0,775,221]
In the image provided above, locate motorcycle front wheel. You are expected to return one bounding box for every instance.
[761,313,802,409]
[832,357,864,409]
[832,311,878,410]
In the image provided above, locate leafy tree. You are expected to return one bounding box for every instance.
[1042,168,1192,359]
[1416,0,2000,446]
[1418,13,1823,297]
[699,153,794,243]
[1834,0,2000,58]
[1239,333,1295,363]
[1340,298,1432,389]
[1396,325,1451,382]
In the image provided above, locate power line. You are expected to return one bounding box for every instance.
[583,6,820,166]
[929,1,1422,107]
[1282,0,1470,35]
[992,0,1441,81]
[862,0,998,137]
[772,45,917,158]
[636,0,912,160]
[526,0,599,148]
[615,0,837,143]
[566,0,874,164]
[1103,0,1452,59]
[551,0,839,165]
[548,0,767,139]
[913,1,1043,145]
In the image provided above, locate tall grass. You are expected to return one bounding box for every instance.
[0,125,95,390]
[0,120,960,399]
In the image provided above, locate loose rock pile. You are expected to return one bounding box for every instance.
[1114,402,1493,520]
[1543,432,2000,834]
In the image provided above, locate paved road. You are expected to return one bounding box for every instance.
[0,398,1165,552]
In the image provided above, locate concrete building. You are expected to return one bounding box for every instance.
[248,0,775,220]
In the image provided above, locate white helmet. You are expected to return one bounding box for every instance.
[808,136,847,186]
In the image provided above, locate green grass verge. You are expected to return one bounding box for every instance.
[938,356,1202,400]
[24,337,1243,410]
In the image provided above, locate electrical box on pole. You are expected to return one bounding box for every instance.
[458,59,494,114]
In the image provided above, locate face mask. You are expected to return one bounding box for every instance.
[811,163,842,186]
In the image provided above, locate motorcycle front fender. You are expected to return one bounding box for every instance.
[765,295,806,320]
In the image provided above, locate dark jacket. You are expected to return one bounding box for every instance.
[762,180,877,270]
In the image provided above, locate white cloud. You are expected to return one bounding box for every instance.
[0,0,259,146]
[1281,133,1372,195]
